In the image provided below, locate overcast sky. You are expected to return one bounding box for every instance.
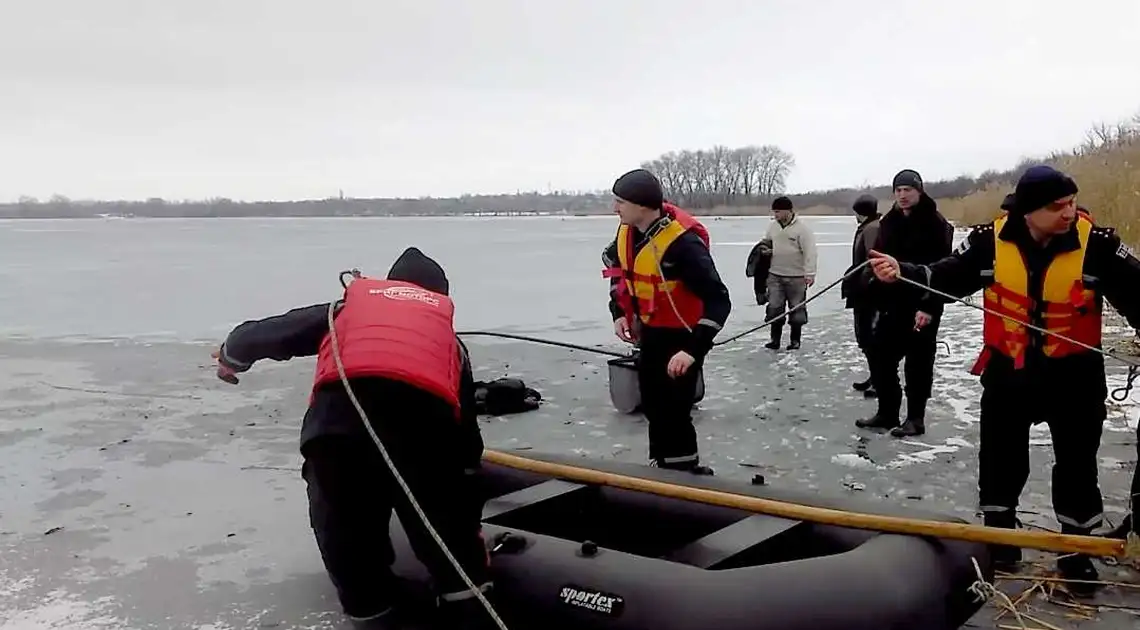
[2,0,1138,202]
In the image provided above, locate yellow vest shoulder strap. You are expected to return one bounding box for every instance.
[616,219,689,271]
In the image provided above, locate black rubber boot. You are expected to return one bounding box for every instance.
[1058,525,1100,598]
[890,418,925,437]
[348,608,398,630]
[1106,513,1134,539]
[855,413,897,430]
[786,325,802,350]
[765,324,782,350]
[856,396,899,430]
[983,511,1022,572]
[1057,554,1099,598]
[438,592,501,630]
[890,398,927,437]
[654,459,713,476]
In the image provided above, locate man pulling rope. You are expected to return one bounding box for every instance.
[864,164,1140,596]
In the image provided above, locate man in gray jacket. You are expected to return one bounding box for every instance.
[763,196,817,350]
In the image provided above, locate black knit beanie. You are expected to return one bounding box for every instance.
[386,247,450,296]
[852,194,878,216]
[1011,165,1078,216]
[1000,193,1017,211]
[892,169,924,191]
[612,169,664,210]
[771,196,793,211]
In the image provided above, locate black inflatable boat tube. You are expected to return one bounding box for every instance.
[381,451,990,630]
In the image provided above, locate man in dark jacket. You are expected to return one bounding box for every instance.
[602,168,732,475]
[841,194,882,396]
[856,169,954,437]
[867,164,1140,595]
[211,248,493,630]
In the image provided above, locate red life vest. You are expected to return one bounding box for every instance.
[312,277,462,418]
[602,205,708,330]
[663,203,710,247]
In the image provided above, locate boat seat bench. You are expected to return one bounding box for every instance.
[482,478,806,570]
[663,514,804,569]
[483,479,591,520]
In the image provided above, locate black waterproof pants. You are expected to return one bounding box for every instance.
[852,306,877,352]
[977,384,1106,533]
[868,310,941,419]
[300,401,490,619]
[637,329,702,469]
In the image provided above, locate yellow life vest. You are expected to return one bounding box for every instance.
[614,219,704,329]
[972,214,1101,373]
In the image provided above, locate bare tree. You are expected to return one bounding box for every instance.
[639,144,797,209]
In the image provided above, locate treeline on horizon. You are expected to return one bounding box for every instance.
[3,111,1138,220]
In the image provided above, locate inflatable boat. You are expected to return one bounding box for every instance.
[385,450,991,630]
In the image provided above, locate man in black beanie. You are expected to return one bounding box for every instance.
[602,168,732,475]
[856,168,953,437]
[841,194,883,395]
[211,247,495,630]
[866,164,1140,595]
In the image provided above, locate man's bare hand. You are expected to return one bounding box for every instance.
[868,250,901,283]
[211,348,240,384]
[667,351,695,378]
[614,318,635,344]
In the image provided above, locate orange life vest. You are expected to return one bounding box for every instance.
[312,277,462,417]
[602,208,707,330]
[970,214,1102,375]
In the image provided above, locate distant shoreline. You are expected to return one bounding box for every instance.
[0,209,854,220]
[0,210,987,229]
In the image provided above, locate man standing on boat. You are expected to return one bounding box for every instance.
[866,165,1140,595]
[856,169,954,437]
[602,168,731,476]
[762,196,817,350]
[211,247,495,630]
[841,194,882,397]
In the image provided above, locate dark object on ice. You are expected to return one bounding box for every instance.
[383,450,991,630]
[473,378,542,416]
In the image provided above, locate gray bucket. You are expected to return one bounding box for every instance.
[607,354,705,414]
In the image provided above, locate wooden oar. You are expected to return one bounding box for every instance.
[482,450,1132,560]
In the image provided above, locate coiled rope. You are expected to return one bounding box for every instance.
[326,300,509,630]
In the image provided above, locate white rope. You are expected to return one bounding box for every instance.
[326,300,509,630]
[649,236,694,334]
[889,269,1140,370]
[646,222,865,344]
[966,556,1030,630]
[714,260,871,346]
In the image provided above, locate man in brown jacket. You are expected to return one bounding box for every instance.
[842,194,882,396]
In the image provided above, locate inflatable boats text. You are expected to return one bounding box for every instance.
[559,584,625,616]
